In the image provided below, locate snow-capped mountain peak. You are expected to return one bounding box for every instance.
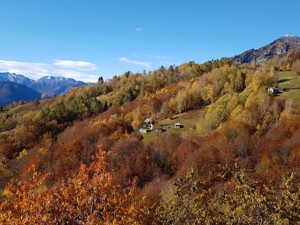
[0,72,87,96]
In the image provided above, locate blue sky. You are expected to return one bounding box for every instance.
[0,0,300,82]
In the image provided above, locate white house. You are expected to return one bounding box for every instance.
[144,118,154,131]
[268,87,283,95]
[175,123,184,128]
[139,118,154,133]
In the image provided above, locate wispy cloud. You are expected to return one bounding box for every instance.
[118,57,151,68]
[0,59,99,82]
[149,55,172,65]
[150,55,169,60]
[54,60,97,71]
[53,69,99,83]
[135,28,143,32]
[130,54,175,66]
[0,60,50,79]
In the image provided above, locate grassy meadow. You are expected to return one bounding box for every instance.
[277,70,300,105]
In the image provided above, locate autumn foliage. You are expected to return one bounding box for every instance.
[0,146,147,224]
[1,53,300,223]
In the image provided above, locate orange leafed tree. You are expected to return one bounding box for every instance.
[0,145,147,224]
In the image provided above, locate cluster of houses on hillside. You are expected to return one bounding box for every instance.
[139,118,184,134]
[139,86,283,134]
[138,86,285,134]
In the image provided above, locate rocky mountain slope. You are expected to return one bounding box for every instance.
[232,35,300,63]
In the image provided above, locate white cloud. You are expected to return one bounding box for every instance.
[147,55,172,64]
[128,54,175,67]
[118,57,151,68]
[53,69,99,83]
[0,59,99,83]
[54,60,97,71]
[135,28,143,32]
[0,60,50,79]
[151,55,169,60]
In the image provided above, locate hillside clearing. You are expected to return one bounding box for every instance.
[142,107,207,143]
[277,71,300,105]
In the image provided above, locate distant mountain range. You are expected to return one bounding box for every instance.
[32,76,87,97]
[232,35,300,63]
[0,73,87,106]
[0,82,41,106]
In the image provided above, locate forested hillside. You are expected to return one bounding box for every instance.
[1,50,300,224]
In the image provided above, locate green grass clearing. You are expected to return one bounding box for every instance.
[277,71,300,105]
[142,107,207,143]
